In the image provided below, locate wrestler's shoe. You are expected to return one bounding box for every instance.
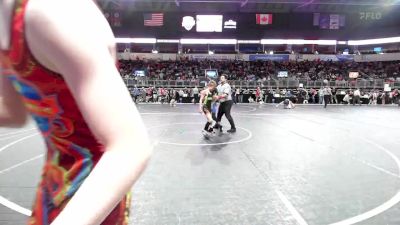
[227,128,236,133]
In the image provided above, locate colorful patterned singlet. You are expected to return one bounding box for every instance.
[0,0,130,224]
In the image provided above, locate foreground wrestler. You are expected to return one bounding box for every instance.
[0,0,152,224]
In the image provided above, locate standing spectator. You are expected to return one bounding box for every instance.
[393,89,399,105]
[372,90,378,105]
[297,87,306,104]
[239,88,245,103]
[235,87,240,104]
[331,88,338,104]
[389,90,394,104]
[170,89,178,107]
[255,86,262,103]
[385,91,390,104]
[343,92,350,105]
[318,88,324,104]
[232,86,237,104]
[179,89,184,103]
[310,88,317,104]
[353,88,361,106]
[193,86,199,104]
[159,87,166,104]
[132,85,140,104]
[323,85,332,108]
[267,89,274,103]
[146,87,153,102]
[152,87,158,103]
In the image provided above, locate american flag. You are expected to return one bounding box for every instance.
[144,13,164,26]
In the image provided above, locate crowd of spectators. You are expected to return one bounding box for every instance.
[119,59,400,82]
[128,86,400,106]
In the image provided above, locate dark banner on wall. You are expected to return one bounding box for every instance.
[111,11,400,39]
[249,54,290,62]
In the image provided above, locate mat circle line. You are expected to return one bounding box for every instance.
[147,122,252,146]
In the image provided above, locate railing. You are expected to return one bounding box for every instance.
[124,78,400,89]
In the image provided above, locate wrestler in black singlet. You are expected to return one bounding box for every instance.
[202,89,217,113]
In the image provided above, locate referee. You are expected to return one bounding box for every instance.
[214,75,236,133]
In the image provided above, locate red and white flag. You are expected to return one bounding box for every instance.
[256,14,273,25]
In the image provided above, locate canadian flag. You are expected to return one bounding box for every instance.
[256,14,273,25]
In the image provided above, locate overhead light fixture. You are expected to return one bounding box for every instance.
[261,39,337,45]
[157,39,180,43]
[115,38,157,44]
[180,39,237,45]
[131,38,157,44]
[337,41,347,45]
[261,39,303,45]
[238,40,261,44]
[348,36,400,45]
[115,38,133,43]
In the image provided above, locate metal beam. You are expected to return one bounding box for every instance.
[131,0,400,6]
[241,0,249,7]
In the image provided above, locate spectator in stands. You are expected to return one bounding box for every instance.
[120,59,400,82]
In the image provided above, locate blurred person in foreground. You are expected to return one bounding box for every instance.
[0,0,152,224]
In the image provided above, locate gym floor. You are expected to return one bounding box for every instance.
[1,104,400,225]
